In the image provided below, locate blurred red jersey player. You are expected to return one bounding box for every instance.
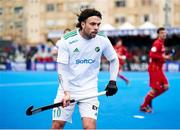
[114,38,129,85]
[140,27,172,113]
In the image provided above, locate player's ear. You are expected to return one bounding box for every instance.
[81,21,85,29]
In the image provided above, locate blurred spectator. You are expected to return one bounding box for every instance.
[45,47,53,62]
[32,44,53,63]
[140,47,148,63]
[14,45,26,62]
[51,28,71,61]
[63,28,71,34]
[0,34,179,71]
[25,46,38,70]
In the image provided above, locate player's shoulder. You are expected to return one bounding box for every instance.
[96,31,107,38]
[63,29,78,40]
[153,38,162,46]
[96,31,109,43]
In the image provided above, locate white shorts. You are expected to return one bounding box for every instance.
[52,98,99,123]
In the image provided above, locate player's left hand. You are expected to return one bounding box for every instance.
[62,91,71,107]
[105,80,118,96]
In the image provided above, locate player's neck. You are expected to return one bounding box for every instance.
[158,37,165,42]
[79,30,91,40]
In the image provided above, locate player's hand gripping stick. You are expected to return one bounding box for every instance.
[105,80,118,96]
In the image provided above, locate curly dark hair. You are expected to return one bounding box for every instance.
[76,8,102,30]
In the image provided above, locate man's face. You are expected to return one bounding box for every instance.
[158,30,167,40]
[81,16,101,39]
[116,40,122,46]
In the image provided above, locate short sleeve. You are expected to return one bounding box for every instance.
[56,38,69,64]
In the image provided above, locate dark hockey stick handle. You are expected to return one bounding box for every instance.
[26,99,75,116]
[47,38,55,46]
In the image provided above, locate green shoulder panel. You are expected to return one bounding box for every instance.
[63,30,77,40]
[97,31,106,37]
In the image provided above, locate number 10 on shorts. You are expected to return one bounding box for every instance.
[53,108,61,118]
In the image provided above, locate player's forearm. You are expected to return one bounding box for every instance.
[162,54,171,60]
[109,56,119,81]
[57,63,69,91]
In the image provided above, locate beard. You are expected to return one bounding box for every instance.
[90,31,98,38]
[81,29,98,39]
[84,31,97,39]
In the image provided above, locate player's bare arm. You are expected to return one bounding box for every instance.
[57,63,71,107]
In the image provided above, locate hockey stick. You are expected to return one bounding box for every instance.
[47,38,56,46]
[26,91,106,116]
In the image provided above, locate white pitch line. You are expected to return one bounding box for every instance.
[133,115,145,119]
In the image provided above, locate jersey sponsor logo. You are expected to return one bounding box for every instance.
[76,59,95,64]
[95,46,100,52]
[73,48,80,52]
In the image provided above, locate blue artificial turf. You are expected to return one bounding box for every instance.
[0,71,179,129]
